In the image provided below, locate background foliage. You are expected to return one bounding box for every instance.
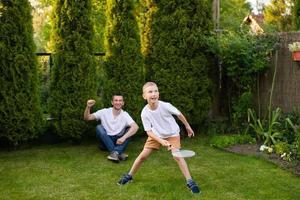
[292,0,300,30]
[141,0,213,127]
[0,0,43,145]
[48,0,97,139]
[208,31,277,131]
[264,0,292,32]
[220,0,252,32]
[102,0,144,123]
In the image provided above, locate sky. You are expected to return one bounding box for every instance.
[246,0,271,14]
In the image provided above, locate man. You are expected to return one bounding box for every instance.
[84,95,138,162]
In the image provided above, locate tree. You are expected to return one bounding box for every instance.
[103,0,144,122]
[220,0,252,32]
[48,0,97,139]
[30,0,106,52]
[292,0,300,30]
[264,0,292,32]
[0,0,43,145]
[140,0,213,126]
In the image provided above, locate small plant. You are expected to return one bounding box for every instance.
[210,134,255,148]
[247,108,282,146]
[288,42,300,52]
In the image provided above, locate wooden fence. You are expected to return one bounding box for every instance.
[258,32,300,115]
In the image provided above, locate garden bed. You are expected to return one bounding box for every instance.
[224,144,300,177]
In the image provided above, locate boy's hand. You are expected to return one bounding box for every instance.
[186,126,195,137]
[87,99,96,108]
[161,139,171,148]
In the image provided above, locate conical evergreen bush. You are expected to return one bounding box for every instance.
[103,0,144,122]
[141,0,213,126]
[0,0,43,146]
[48,0,97,139]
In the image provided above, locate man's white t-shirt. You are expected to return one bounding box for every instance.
[141,101,181,138]
[92,108,134,136]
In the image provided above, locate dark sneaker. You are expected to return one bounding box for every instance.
[118,174,133,185]
[118,153,128,161]
[187,180,201,194]
[107,152,119,162]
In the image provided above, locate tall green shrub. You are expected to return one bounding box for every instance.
[103,0,144,122]
[141,0,213,126]
[48,0,97,139]
[0,0,43,145]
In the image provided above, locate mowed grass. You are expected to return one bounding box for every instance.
[0,135,300,200]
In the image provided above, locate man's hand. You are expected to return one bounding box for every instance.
[87,99,96,108]
[116,136,126,145]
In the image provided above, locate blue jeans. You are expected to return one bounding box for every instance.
[96,124,130,154]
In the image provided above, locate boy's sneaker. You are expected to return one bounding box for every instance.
[118,174,133,185]
[118,153,128,161]
[187,180,201,194]
[107,151,119,162]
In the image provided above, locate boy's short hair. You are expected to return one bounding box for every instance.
[142,82,157,93]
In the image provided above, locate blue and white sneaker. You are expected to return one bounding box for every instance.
[187,180,201,194]
[118,174,133,185]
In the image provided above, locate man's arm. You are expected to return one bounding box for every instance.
[116,123,139,144]
[177,113,195,137]
[84,100,96,121]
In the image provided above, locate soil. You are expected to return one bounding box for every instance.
[224,144,300,177]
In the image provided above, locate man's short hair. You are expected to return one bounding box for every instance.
[112,94,123,100]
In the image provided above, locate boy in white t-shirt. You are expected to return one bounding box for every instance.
[84,95,138,162]
[118,82,200,194]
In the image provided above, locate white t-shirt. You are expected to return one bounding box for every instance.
[141,101,181,138]
[92,108,135,136]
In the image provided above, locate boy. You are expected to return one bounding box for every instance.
[118,82,200,194]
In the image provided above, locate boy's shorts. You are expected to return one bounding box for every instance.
[144,135,181,150]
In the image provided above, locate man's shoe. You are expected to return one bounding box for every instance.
[187,180,201,194]
[118,153,128,161]
[118,174,133,185]
[107,152,119,162]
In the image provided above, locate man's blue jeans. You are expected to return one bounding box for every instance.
[96,124,130,154]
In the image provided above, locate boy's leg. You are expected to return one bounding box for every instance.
[128,136,161,175]
[118,148,153,185]
[118,137,160,185]
[128,148,153,176]
[167,136,192,179]
[173,156,192,179]
[168,136,200,193]
[96,124,115,152]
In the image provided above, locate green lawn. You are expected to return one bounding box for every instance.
[0,135,300,200]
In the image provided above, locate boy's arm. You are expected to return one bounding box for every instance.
[177,113,194,137]
[147,131,170,147]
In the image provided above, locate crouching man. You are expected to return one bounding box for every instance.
[84,94,138,162]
